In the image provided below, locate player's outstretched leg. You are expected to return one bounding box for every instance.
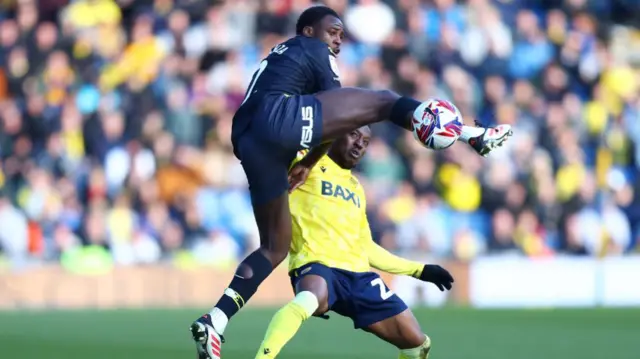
[315,87,411,138]
[254,273,329,359]
[364,309,432,359]
[314,87,512,155]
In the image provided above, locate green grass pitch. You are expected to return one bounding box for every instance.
[0,307,636,359]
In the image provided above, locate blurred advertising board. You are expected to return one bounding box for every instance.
[0,264,402,310]
[0,265,295,310]
[465,256,640,308]
[1,257,638,310]
[600,257,640,307]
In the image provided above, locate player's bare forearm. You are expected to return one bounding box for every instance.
[300,142,333,168]
[366,241,423,278]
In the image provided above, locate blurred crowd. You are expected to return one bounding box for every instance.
[1,0,640,271]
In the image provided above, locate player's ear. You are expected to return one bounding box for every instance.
[302,26,314,37]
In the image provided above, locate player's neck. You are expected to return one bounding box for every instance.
[327,154,351,171]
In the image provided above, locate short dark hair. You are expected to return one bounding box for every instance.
[295,5,340,35]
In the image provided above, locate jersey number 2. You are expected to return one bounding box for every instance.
[370,278,394,300]
[241,60,268,106]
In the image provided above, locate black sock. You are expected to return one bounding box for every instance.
[389,97,421,130]
[215,250,273,319]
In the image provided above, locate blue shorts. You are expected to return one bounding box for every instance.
[232,94,324,205]
[290,263,408,329]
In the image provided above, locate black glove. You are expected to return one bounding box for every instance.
[419,264,454,291]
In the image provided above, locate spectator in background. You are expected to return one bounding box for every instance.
[0,190,29,267]
[509,9,553,79]
[460,4,512,77]
[0,0,639,271]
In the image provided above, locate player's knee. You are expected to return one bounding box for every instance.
[297,275,329,315]
[292,291,320,318]
[399,335,431,359]
[408,333,429,350]
[312,300,329,317]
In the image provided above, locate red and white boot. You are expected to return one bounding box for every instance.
[468,122,513,157]
[190,315,224,359]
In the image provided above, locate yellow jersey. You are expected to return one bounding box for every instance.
[288,151,424,277]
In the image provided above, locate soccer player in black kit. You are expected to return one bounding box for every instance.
[191,6,512,359]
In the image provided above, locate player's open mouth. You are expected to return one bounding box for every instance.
[349,149,360,158]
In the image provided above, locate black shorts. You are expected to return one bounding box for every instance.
[232,94,324,205]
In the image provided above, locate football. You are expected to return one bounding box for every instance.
[411,99,463,150]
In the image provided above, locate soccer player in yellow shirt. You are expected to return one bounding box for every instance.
[254,126,454,359]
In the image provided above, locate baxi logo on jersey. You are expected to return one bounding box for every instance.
[321,180,361,208]
[300,106,314,148]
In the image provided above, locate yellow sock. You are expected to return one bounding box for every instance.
[255,291,318,359]
[398,335,431,359]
